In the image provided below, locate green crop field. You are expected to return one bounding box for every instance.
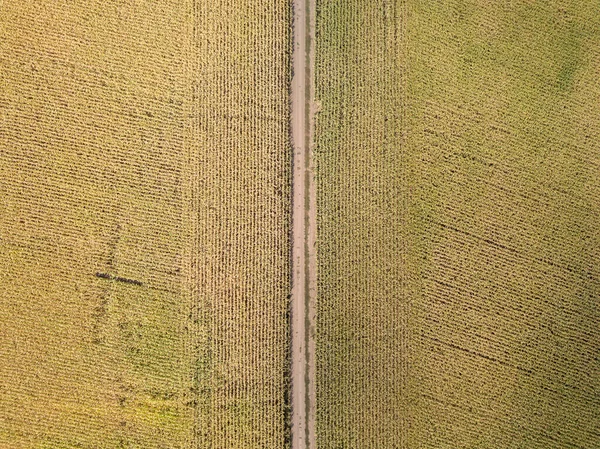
[315,0,600,447]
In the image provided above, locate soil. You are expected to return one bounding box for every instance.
[290,0,316,446]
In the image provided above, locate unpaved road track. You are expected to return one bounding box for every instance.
[290,0,316,446]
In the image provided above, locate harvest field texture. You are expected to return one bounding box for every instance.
[315,0,600,448]
[1,0,600,448]
[0,1,290,448]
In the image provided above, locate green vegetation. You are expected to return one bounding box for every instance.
[315,0,600,447]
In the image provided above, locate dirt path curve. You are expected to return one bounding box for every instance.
[290,0,316,446]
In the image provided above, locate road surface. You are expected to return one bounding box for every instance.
[290,0,316,446]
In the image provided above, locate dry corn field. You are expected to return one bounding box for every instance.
[315,0,600,448]
[1,0,599,449]
[0,0,290,448]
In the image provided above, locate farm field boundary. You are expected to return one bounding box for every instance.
[290,0,317,446]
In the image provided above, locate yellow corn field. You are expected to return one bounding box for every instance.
[314,1,414,447]
[0,0,290,448]
[1,0,599,448]
[187,0,291,447]
[315,0,600,448]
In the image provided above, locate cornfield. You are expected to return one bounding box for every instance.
[0,0,290,448]
[1,0,599,448]
[188,0,291,447]
[315,0,600,448]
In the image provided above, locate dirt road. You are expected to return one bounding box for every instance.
[290,0,316,446]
